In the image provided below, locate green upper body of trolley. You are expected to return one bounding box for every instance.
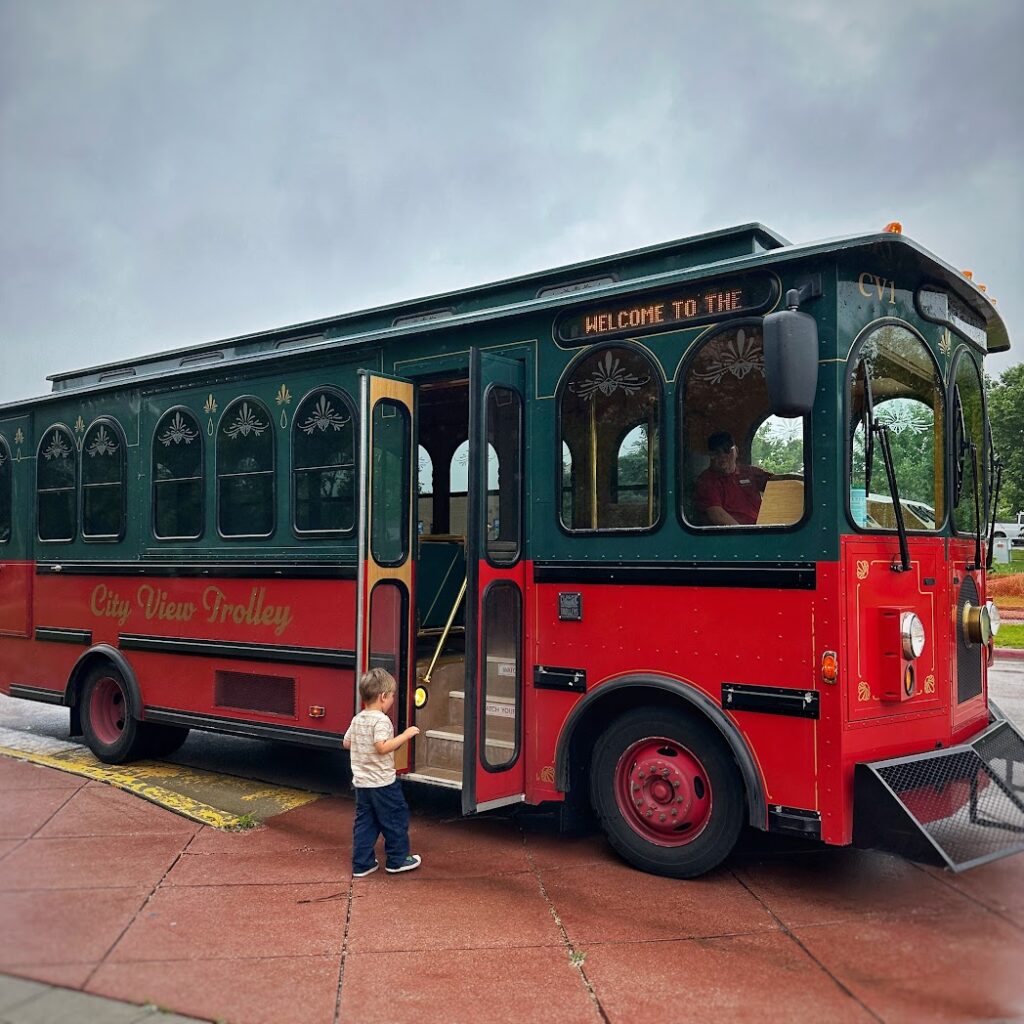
[0,224,1008,570]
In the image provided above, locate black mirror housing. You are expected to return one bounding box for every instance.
[763,292,819,417]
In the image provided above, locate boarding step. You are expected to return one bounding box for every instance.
[422,724,515,773]
[854,714,1024,872]
[404,767,462,789]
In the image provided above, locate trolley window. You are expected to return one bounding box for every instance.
[0,435,10,544]
[292,387,356,535]
[154,408,204,540]
[37,425,77,542]
[82,418,126,540]
[217,398,275,538]
[559,345,660,532]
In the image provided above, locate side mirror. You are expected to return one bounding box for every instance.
[763,290,819,417]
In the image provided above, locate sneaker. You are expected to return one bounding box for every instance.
[352,860,379,878]
[385,854,421,874]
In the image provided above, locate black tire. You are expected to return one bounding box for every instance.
[590,706,744,878]
[80,664,150,764]
[141,724,191,759]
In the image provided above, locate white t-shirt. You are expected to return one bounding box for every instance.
[344,709,396,788]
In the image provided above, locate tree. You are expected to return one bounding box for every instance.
[987,364,1024,521]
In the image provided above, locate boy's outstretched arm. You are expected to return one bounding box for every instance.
[374,726,420,755]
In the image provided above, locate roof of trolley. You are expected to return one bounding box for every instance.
[1,222,1009,411]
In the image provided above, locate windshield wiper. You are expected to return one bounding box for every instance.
[874,421,911,572]
[986,455,1004,572]
[862,361,875,499]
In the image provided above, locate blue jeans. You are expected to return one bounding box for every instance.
[352,780,411,872]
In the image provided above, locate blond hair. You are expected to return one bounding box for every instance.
[359,667,396,705]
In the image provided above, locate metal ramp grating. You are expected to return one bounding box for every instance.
[854,718,1024,872]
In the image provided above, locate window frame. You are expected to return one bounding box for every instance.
[36,423,78,544]
[216,396,276,541]
[676,317,811,534]
[843,318,947,535]
[80,416,128,543]
[290,385,357,539]
[152,405,205,542]
[483,381,524,568]
[555,340,665,536]
[949,347,988,538]
[0,434,11,545]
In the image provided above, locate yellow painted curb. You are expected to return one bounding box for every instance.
[0,745,320,829]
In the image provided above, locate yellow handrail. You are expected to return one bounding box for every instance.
[422,578,467,684]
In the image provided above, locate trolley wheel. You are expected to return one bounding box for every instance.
[143,724,191,759]
[80,665,149,764]
[590,706,744,878]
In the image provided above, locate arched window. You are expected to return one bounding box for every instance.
[449,439,498,537]
[418,445,433,536]
[37,425,77,542]
[848,323,944,531]
[0,435,11,544]
[153,408,204,539]
[951,351,986,536]
[81,418,127,540]
[680,323,806,528]
[559,345,660,531]
[292,387,355,535]
[217,398,275,538]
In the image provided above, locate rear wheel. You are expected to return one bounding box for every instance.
[80,665,149,764]
[590,706,744,878]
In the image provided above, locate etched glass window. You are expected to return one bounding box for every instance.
[293,387,355,535]
[82,419,126,539]
[0,436,11,544]
[154,408,203,539]
[37,425,77,542]
[217,398,275,538]
[559,346,660,531]
[681,324,806,528]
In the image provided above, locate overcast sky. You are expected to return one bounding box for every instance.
[1,0,1021,406]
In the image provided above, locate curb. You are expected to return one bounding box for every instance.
[994,647,1024,661]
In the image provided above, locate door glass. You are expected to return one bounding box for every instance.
[485,386,522,564]
[369,581,407,731]
[481,582,521,770]
[371,400,410,565]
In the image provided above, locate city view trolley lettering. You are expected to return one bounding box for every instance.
[89,583,293,635]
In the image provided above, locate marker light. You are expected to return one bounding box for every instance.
[884,221,903,234]
[900,612,926,659]
[821,651,839,684]
[903,664,916,698]
[962,269,974,280]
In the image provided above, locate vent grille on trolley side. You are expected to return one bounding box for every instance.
[854,718,1024,872]
[214,670,296,717]
[956,576,983,704]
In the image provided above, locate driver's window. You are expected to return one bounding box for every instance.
[848,324,944,531]
[680,324,806,528]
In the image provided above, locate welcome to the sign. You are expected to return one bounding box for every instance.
[555,273,775,345]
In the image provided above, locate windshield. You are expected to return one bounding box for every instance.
[951,351,986,535]
[848,324,944,531]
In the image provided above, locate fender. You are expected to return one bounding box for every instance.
[554,673,767,829]
[65,644,143,720]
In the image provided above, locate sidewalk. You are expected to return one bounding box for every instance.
[2,749,1024,1024]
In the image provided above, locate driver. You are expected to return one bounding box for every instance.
[695,431,772,526]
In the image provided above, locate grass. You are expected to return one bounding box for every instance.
[987,548,1024,576]
[994,623,1024,649]
[231,813,259,830]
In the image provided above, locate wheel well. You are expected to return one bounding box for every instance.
[558,679,767,830]
[65,646,142,720]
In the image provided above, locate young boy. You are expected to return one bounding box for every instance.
[343,667,421,877]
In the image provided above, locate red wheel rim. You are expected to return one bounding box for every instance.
[89,676,127,745]
[614,736,712,846]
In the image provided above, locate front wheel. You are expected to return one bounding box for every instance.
[590,706,744,878]
[80,665,149,764]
